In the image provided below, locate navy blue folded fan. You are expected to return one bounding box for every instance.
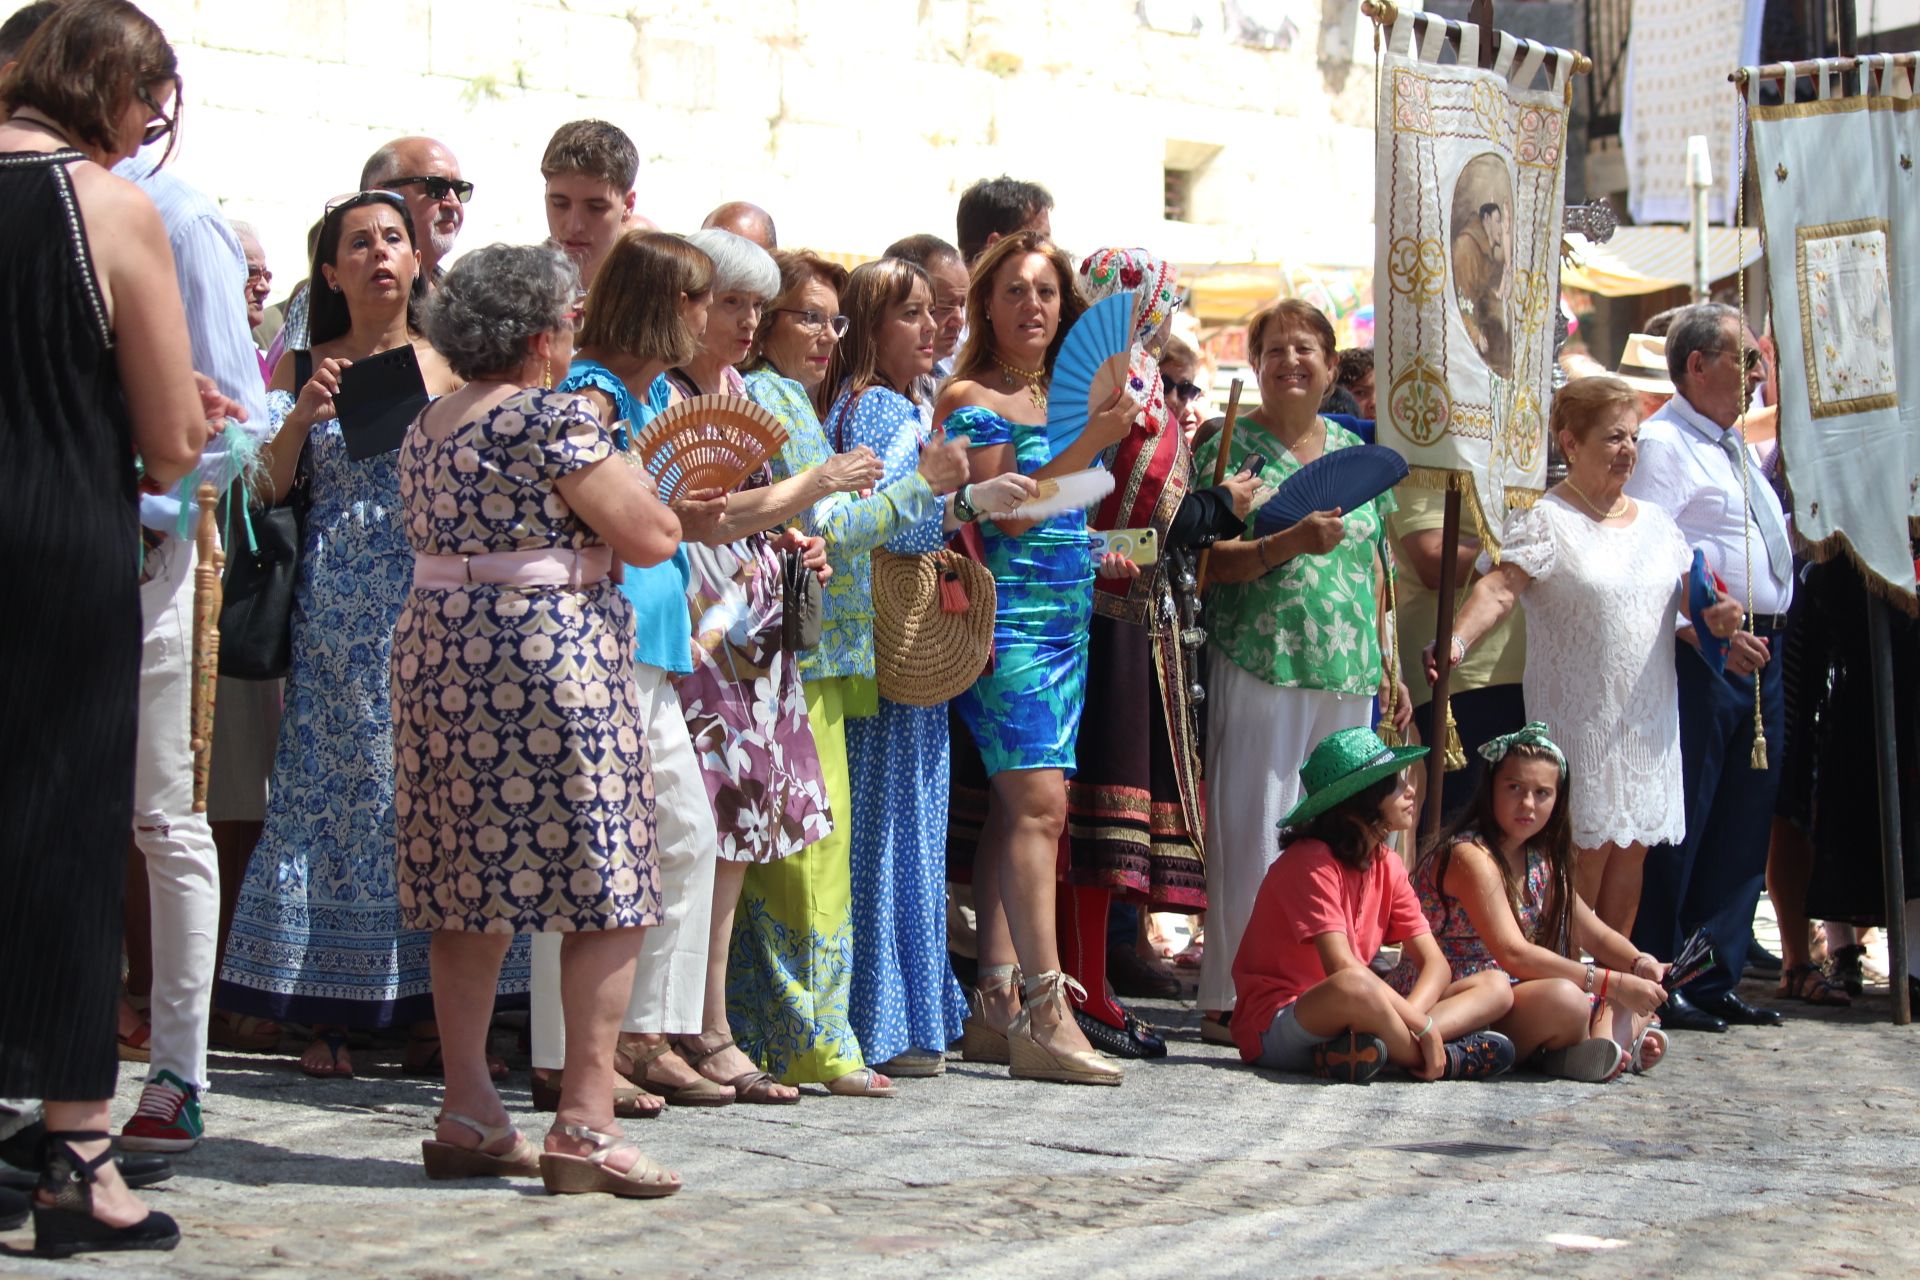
[1251,444,1409,538]
[1687,548,1727,675]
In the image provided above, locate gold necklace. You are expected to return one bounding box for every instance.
[992,354,1047,413]
[1563,477,1628,519]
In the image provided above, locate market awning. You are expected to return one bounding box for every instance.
[1561,226,1766,297]
[1178,263,1373,326]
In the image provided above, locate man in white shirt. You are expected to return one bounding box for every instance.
[1624,302,1790,1032]
[112,141,272,1152]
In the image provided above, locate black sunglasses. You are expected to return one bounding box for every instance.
[136,84,175,147]
[1164,378,1204,401]
[383,175,475,204]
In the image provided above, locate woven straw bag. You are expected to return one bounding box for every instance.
[871,546,996,706]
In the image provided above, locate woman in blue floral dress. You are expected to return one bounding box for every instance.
[216,192,523,1077]
[934,233,1140,1086]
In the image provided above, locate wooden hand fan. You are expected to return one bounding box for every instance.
[625,394,788,502]
[1042,293,1135,462]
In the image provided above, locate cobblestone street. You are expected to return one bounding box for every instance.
[3,965,1915,1280]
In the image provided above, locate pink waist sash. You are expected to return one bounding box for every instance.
[411,544,613,591]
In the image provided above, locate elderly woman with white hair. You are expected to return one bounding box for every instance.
[660,228,883,1103]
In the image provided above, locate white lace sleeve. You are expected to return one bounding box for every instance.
[1479,501,1555,582]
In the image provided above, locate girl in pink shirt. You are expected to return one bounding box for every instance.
[1231,728,1516,1083]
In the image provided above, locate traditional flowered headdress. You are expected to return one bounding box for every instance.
[1077,247,1181,345]
[1478,722,1567,779]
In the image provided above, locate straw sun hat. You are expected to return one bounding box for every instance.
[1614,333,1675,395]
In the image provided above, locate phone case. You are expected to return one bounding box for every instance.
[1096,527,1159,565]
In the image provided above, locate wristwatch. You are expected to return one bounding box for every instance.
[953,485,979,523]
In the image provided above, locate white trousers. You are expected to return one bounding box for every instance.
[1198,649,1370,1012]
[530,663,717,1069]
[134,535,220,1092]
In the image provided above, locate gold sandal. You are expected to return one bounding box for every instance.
[959,964,1020,1065]
[421,1111,542,1180]
[539,1122,681,1199]
[619,1039,734,1107]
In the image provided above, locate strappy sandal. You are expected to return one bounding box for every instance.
[674,1035,801,1105]
[404,1033,508,1081]
[530,1069,664,1119]
[28,1131,179,1258]
[116,1021,152,1064]
[959,964,1020,1064]
[622,1040,734,1107]
[1008,971,1123,1085]
[1778,962,1852,1007]
[539,1123,681,1199]
[208,1012,282,1052]
[1829,944,1868,997]
[823,1067,897,1098]
[1630,1027,1669,1074]
[299,1028,353,1079]
[420,1111,542,1180]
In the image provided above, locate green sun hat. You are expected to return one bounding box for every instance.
[1281,726,1429,827]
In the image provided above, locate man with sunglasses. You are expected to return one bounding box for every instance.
[360,136,470,285]
[1626,302,1793,1035]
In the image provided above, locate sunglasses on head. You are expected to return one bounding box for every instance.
[383,175,475,204]
[323,189,412,218]
[135,84,176,148]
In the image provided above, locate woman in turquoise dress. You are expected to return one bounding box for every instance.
[217,192,528,1076]
[934,232,1140,1086]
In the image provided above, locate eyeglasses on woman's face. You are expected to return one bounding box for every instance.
[382,175,475,204]
[774,308,848,338]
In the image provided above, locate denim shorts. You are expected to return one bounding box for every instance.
[1256,1003,1333,1072]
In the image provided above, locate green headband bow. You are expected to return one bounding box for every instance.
[1478,722,1567,779]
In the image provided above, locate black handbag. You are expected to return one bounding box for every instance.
[218,352,313,679]
[781,544,822,652]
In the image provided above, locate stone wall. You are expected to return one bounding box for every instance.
[140,0,1378,293]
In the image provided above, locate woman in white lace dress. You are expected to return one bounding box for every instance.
[1428,377,1742,936]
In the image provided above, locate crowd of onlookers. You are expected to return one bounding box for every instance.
[3,0,1916,1260]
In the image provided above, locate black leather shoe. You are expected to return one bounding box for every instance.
[1123,1012,1168,1059]
[0,1119,173,1191]
[1659,991,1729,1033]
[1108,948,1182,1000]
[1696,992,1786,1026]
[1743,944,1783,978]
[1074,1009,1150,1059]
[0,1185,28,1232]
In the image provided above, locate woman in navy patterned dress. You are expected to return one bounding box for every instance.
[934,233,1140,1085]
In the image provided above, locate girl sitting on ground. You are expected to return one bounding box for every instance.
[1231,727,1518,1084]
[1384,724,1670,1082]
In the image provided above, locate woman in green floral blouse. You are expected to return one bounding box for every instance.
[1189,300,1412,1038]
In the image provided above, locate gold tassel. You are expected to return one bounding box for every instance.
[1444,702,1467,772]
[1751,731,1769,770]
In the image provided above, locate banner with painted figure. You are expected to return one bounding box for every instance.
[1374,13,1576,553]
[1745,56,1920,606]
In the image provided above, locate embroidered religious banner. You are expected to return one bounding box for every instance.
[1373,13,1576,554]
[1745,55,1920,605]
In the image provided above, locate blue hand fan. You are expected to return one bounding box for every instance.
[1043,293,1136,462]
[1251,445,1409,538]
[1687,548,1728,675]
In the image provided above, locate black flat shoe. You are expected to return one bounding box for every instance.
[1073,1008,1150,1059]
[29,1131,179,1259]
[1658,992,1729,1033]
[1743,944,1783,978]
[0,1185,27,1232]
[1696,992,1786,1026]
[1123,1012,1168,1059]
[0,1118,172,1191]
